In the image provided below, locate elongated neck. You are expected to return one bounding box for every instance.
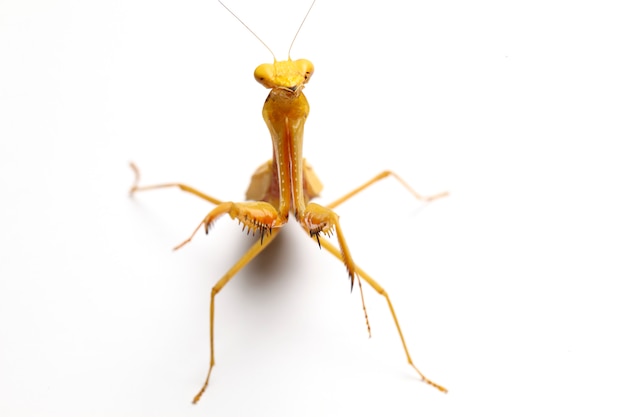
[262,89,309,219]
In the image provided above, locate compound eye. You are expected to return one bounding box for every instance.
[254,63,275,89]
[294,59,314,83]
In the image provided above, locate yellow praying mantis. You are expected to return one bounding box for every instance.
[129,0,448,404]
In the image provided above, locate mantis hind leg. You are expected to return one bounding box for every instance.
[315,234,448,394]
[325,170,448,210]
[130,162,286,250]
[192,231,281,404]
[129,162,223,205]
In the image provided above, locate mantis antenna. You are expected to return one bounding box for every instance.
[218,0,316,61]
[288,0,317,59]
[217,0,277,61]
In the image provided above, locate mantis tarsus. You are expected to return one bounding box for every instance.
[129,0,448,404]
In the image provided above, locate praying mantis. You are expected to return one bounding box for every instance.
[129,0,448,404]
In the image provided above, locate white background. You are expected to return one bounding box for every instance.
[1,0,625,415]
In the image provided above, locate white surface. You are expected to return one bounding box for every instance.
[1,0,625,415]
